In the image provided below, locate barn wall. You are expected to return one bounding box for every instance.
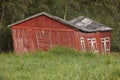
[11,15,78,53]
[99,31,112,53]
[50,30,76,48]
[11,29,37,53]
[99,32,111,39]
[78,32,99,52]
[34,29,77,50]
[11,28,77,53]
[78,31,111,53]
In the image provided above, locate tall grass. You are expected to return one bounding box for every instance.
[0,46,120,80]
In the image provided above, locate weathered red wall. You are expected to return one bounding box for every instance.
[11,15,78,53]
[99,31,111,53]
[77,31,111,53]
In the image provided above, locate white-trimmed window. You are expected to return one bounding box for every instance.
[87,38,98,53]
[101,37,110,54]
[80,37,86,51]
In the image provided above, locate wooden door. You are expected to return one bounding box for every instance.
[35,30,51,50]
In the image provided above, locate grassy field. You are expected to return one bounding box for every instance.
[0,46,120,80]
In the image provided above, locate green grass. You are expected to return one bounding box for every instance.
[0,46,120,80]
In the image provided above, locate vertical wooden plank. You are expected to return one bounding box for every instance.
[70,31,75,48]
[56,31,60,45]
[96,32,101,53]
[76,31,80,50]
[12,29,17,53]
[17,29,20,53]
[49,30,52,48]
[74,31,79,50]
[64,31,67,46]
[54,31,57,45]
[60,31,63,46]
[84,33,89,52]
[109,32,112,53]
[66,31,70,47]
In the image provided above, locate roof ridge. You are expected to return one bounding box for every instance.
[8,12,79,30]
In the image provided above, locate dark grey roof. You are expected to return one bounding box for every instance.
[8,12,112,32]
[68,16,112,32]
[8,12,79,30]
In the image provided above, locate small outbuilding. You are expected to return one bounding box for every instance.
[8,12,112,54]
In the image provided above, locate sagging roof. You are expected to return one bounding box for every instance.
[8,12,112,32]
[69,16,112,32]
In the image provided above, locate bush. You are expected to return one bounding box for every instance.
[48,46,79,56]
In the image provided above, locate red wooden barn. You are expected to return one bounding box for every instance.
[8,12,112,54]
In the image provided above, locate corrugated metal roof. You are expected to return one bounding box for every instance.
[8,12,112,32]
[69,16,112,32]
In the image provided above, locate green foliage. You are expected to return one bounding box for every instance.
[0,47,120,80]
[48,46,79,56]
[0,28,13,53]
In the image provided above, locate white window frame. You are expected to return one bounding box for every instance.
[101,37,110,54]
[80,37,86,51]
[87,38,98,53]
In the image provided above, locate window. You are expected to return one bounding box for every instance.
[87,38,98,53]
[80,37,86,51]
[101,37,110,54]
